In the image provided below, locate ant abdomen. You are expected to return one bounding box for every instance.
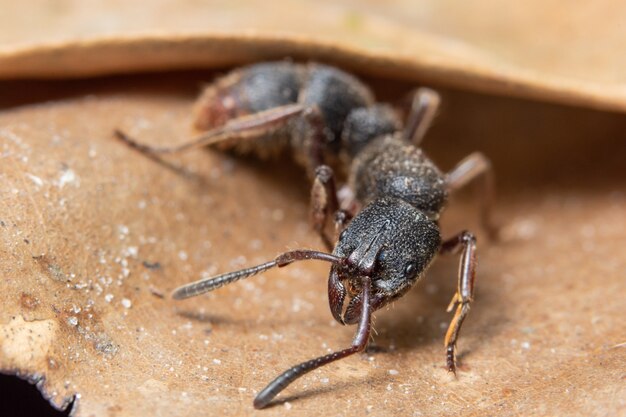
[191,61,390,167]
[192,62,302,158]
[193,62,301,130]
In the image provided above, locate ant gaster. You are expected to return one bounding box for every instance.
[115,61,498,409]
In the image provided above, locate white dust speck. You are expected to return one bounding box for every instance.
[212,359,221,365]
[57,169,79,189]
[388,369,399,375]
[271,209,285,221]
[510,218,538,240]
[284,402,292,410]
[104,294,114,303]
[521,341,531,350]
[121,298,132,309]
[118,225,129,239]
[580,224,596,238]
[67,317,78,327]
[320,377,329,384]
[178,250,188,261]
[229,255,247,268]
[123,246,138,257]
[238,387,247,393]
[26,173,44,187]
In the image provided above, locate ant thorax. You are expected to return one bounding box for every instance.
[349,134,449,218]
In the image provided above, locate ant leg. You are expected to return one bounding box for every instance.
[253,276,372,409]
[310,165,339,250]
[403,87,441,146]
[446,152,499,239]
[334,209,354,237]
[301,105,328,176]
[114,104,304,154]
[439,231,477,374]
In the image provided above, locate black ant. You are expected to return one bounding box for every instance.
[115,61,498,409]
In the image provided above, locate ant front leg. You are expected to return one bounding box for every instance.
[310,165,356,250]
[253,276,373,409]
[115,104,304,154]
[446,152,499,239]
[310,165,340,250]
[439,231,477,374]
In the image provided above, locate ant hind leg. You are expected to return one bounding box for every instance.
[115,104,304,155]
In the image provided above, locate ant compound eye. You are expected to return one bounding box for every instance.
[339,229,348,242]
[404,262,417,278]
[377,250,387,263]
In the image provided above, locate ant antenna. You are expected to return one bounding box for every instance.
[115,104,304,154]
[172,249,343,299]
[403,88,440,146]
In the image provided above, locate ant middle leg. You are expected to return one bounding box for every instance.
[114,104,304,154]
[439,231,477,374]
[403,87,441,146]
[446,152,499,239]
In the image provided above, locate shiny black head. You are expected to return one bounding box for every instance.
[328,197,441,324]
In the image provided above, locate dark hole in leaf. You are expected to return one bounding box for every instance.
[0,373,74,417]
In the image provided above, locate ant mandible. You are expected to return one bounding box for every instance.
[115,61,498,409]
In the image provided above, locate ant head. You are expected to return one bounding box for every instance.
[341,105,401,158]
[328,197,441,324]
